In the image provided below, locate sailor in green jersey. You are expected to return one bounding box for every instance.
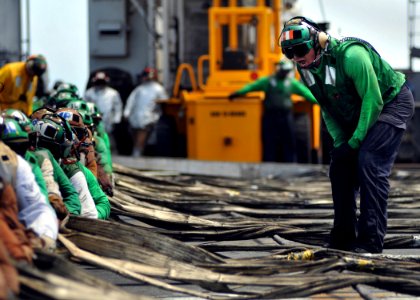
[0,118,50,199]
[229,59,317,162]
[280,17,414,254]
[4,108,81,216]
[0,117,72,222]
[34,115,111,219]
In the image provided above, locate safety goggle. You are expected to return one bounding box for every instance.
[282,42,313,59]
[38,123,58,140]
[57,111,81,124]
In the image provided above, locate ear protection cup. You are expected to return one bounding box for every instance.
[318,32,329,49]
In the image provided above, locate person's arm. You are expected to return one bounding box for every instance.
[15,155,58,241]
[67,169,98,219]
[0,66,12,100]
[123,89,136,119]
[343,45,384,149]
[236,77,270,95]
[24,152,49,201]
[83,88,93,102]
[290,79,318,104]
[81,164,111,220]
[46,150,81,215]
[156,84,168,100]
[112,90,123,124]
[25,75,37,116]
[321,110,347,148]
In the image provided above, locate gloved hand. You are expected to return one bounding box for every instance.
[48,194,69,221]
[228,92,241,101]
[330,143,357,163]
[104,186,114,197]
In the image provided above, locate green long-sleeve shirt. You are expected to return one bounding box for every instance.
[94,133,112,175]
[236,75,317,110]
[80,163,111,219]
[298,38,405,149]
[24,151,49,201]
[37,148,81,215]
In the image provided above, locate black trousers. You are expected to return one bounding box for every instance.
[329,85,414,253]
[262,109,296,162]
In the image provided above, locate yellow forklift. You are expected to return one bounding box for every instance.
[159,0,321,163]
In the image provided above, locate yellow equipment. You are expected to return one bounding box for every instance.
[161,0,321,163]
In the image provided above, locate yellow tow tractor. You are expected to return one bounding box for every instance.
[159,0,322,163]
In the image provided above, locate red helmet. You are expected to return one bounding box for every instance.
[141,67,158,80]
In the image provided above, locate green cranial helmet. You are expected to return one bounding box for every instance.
[1,118,29,141]
[1,118,30,156]
[278,58,294,71]
[78,110,95,133]
[34,115,75,159]
[1,108,33,133]
[66,99,89,113]
[57,82,79,94]
[279,16,321,59]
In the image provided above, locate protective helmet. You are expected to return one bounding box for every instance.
[91,72,110,85]
[66,99,89,112]
[56,82,79,96]
[78,110,95,133]
[1,118,29,141]
[277,59,294,71]
[56,108,88,141]
[26,54,47,77]
[1,118,30,156]
[1,108,33,133]
[279,17,321,59]
[31,107,56,121]
[34,115,75,159]
[48,91,81,110]
[140,67,158,80]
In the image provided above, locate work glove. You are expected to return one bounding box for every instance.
[48,194,69,221]
[330,143,357,163]
[104,186,114,197]
[228,92,241,101]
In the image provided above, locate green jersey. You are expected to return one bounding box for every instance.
[298,38,405,149]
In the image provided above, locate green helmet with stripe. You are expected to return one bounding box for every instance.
[34,115,75,159]
[1,118,30,156]
[1,118,29,141]
[66,99,89,113]
[56,82,79,97]
[86,102,103,125]
[279,16,321,59]
[1,109,34,132]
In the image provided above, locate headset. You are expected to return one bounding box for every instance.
[283,16,329,50]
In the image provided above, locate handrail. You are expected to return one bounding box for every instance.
[197,55,210,91]
[172,63,198,98]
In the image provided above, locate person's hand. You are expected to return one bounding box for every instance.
[330,143,357,163]
[104,186,114,197]
[48,194,69,221]
[228,92,241,101]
